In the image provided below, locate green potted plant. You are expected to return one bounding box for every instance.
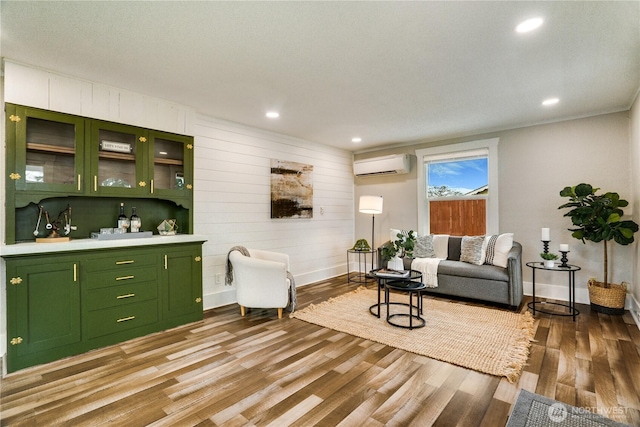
[558,183,639,314]
[380,230,416,270]
[540,252,559,268]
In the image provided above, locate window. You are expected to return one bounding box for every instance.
[416,138,499,236]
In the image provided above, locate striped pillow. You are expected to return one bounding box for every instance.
[484,233,514,268]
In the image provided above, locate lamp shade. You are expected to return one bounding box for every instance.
[359,195,383,214]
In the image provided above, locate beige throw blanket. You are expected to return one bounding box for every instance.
[411,257,443,288]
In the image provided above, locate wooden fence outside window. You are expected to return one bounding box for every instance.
[429,199,486,236]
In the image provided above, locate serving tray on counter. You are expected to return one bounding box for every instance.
[90,231,153,240]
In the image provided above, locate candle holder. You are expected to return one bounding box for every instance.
[541,240,550,254]
[559,250,570,268]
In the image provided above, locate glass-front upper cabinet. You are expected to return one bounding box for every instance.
[149,131,193,199]
[89,121,148,196]
[7,105,85,194]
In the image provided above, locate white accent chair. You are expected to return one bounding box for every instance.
[228,248,291,319]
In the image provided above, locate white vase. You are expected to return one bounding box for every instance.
[388,256,404,270]
[544,260,555,268]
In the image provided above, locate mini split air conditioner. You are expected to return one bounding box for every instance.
[353,154,411,177]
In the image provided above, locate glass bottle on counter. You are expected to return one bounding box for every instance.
[130,207,141,233]
[117,202,129,231]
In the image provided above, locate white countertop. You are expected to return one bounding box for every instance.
[0,234,208,257]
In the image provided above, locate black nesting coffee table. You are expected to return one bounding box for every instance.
[384,279,427,329]
[369,269,422,318]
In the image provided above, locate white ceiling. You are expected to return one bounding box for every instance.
[1,1,639,151]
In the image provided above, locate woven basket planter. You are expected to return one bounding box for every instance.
[587,278,627,315]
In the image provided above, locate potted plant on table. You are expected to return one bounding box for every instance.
[558,183,639,314]
[540,252,559,268]
[380,230,416,270]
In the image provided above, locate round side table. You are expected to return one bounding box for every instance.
[384,279,427,329]
[369,269,422,318]
[347,249,376,284]
[526,261,580,321]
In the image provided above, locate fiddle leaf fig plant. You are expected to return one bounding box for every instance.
[380,230,417,262]
[558,183,639,287]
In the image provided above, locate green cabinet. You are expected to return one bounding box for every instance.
[5,255,82,371]
[89,121,194,200]
[90,120,148,197]
[3,242,204,373]
[5,103,194,244]
[6,104,86,196]
[149,130,194,200]
[161,245,203,322]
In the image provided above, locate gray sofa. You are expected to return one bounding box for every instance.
[379,236,523,308]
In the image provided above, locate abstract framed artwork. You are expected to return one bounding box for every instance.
[270,159,313,219]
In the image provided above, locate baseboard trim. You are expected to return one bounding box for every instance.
[525,280,640,330]
[523,280,591,305]
[203,265,348,310]
[629,293,640,330]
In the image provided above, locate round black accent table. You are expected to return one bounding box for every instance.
[369,269,422,318]
[384,279,428,329]
[526,262,581,321]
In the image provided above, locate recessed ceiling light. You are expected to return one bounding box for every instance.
[352,137,362,143]
[159,151,168,155]
[542,98,559,106]
[266,111,280,119]
[516,17,544,33]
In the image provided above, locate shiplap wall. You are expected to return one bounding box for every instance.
[0,62,356,355]
[3,60,195,136]
[195,115,355,309]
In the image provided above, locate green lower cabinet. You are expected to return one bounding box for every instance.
[85,299,160,339]
[3,241,204,373]
[161,244,204,325]
[6,258,82,372]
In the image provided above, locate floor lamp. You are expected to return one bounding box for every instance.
[359,195,383,272]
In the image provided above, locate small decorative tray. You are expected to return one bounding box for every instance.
[90,231,153,240]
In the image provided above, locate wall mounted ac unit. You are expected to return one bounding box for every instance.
[353,154,410,177]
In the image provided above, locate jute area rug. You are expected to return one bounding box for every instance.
[290,286,534,383]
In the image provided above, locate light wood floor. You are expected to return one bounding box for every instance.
[1,275,639,426]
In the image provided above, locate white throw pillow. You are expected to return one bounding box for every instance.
[432,234,449,259]
[483,233,514,268]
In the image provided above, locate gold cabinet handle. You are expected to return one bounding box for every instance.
[73,264,77,282]
[10,337,23,345]
[138,181,147,187]
[117,293,135,299]
[9,173,21,180]
[115,275,135,281]
[77,174,81,191]
[151,179,154,194]
[115,260,135,265]
[116,316,136,323]
[94,175,97,192]
[164,255,168,270]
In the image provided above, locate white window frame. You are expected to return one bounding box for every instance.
[416,138,499,236]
